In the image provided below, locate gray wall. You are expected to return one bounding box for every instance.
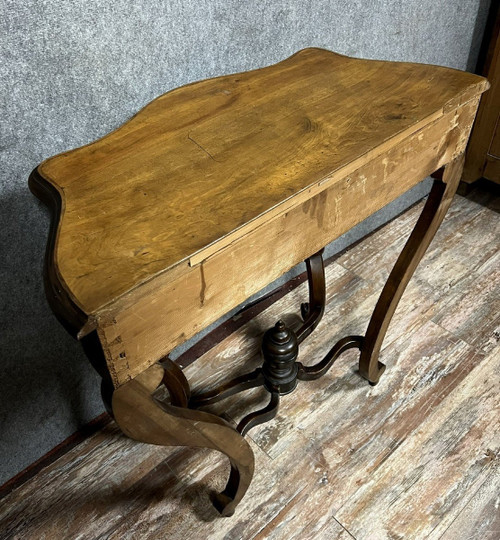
[0,0,490,485]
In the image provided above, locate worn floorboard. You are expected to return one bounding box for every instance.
[0,187,498,540]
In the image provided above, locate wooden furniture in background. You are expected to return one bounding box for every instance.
[463,4,500,185]
[29,48,488,516]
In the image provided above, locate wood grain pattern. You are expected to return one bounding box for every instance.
[30,48,488,334]
[98,99,480,386]
[1,188,498,539]
[440,458,500,540]
[24,48,494,524]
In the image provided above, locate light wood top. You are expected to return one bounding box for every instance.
[31,48,488,320]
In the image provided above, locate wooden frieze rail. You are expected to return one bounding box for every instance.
[30,48,489,516]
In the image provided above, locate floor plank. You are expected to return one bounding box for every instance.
[332,344,499,540]
[440,456,500,540]
[0,188,498,540]
[430,252,500,354]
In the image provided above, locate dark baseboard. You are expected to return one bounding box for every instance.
[0,412,112,500]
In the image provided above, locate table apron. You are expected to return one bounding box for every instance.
[96,98,479,387]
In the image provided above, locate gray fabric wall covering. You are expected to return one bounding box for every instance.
[0,0,491,484]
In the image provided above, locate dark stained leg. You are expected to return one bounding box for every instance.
[189,369,265,408]
[112,364,254,517]
[100,378,114,416]
[237,389,280,436]
[190,248,327,408]
[160,356,191,407]
[296,248,326,344]
[297,335,363,381]
[359,154,465,384]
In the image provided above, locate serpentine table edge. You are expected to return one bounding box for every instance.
[29,48,489,516]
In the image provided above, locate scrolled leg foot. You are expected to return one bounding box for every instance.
[112,364,254,516]
[359,360,386,386]
[212,463,250,517]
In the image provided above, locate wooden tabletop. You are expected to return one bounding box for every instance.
[31,48,488,320]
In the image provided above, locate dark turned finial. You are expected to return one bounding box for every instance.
[261,320,299,394]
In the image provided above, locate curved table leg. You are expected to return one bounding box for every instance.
[298,335,363,381]
[237,388,280,436]
[189,369,265,408]
[112,364,254,517]
[359,154,464,384]
[297,248,326,344]
[160,357,191,407]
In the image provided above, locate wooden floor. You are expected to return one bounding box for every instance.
[1,185,499,540]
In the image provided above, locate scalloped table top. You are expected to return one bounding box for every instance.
[31,48,488,321]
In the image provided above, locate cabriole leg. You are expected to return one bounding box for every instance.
[359,154,464,384]
[112,363,254,517]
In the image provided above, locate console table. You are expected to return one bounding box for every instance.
[30,48,488,516]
